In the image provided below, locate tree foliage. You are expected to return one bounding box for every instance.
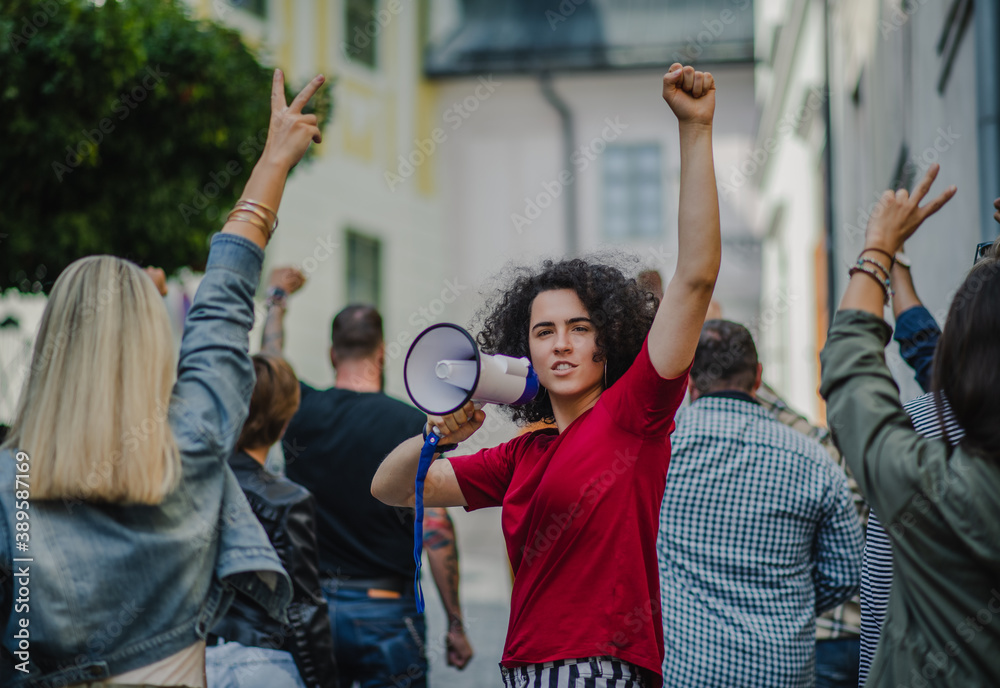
[0,0,331,293]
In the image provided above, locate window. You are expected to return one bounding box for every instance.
[603,144,663,240]
[345,0,378,68]
[346,230,381,306]
[227,0,266,19]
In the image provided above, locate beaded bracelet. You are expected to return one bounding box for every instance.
[849,265,892,305]
[858,256,891,280]
[860,246,895,266]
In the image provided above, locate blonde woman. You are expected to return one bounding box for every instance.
[0,70,324,687]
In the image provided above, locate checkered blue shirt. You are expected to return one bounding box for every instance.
[658,394,864,687]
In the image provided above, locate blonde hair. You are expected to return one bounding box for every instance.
[3,256,180,504]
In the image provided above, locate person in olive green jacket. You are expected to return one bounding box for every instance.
[819,164,1000,687]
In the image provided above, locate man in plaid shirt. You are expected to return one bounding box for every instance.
[756,382,868,687]
[658,320,863,687]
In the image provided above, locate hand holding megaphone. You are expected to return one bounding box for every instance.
[425,400,486,447]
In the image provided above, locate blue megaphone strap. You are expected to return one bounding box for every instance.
[413,431,441,612]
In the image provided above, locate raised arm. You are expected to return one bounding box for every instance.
[221,70,324,250]
[648,64,722,379]
[890,257,940,392]
[260,267,307,356]
[169,71,324,456]
[820,165,957,520]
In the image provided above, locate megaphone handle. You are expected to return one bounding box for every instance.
[422,423,459,454]
[412,432,440,613]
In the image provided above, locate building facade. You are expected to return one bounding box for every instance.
[828,0,999,403]
[196,0,452,398]
[424,0,761,336]
[751,0,829,419]
[754,0,1000,421]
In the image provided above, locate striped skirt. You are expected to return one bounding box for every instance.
[499,656,646,687]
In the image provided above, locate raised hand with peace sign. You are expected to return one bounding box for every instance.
[262,69,325,172]
[222,69,326,249]
[861,163,957,257]
[839,164,957,317]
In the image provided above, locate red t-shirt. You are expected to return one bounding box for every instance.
[448,338,688,687]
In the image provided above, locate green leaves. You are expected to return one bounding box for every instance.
[0,0,332,293]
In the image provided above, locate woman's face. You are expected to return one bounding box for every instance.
[528,288,605,400]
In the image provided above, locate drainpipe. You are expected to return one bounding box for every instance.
[539,72,579,257]
[975,0,1000,241]
[823,0,836,327]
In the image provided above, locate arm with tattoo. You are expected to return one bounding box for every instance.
[261,267,306,355]
[424,507,474,669]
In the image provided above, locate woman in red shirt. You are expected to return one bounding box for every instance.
[373,63,720,688]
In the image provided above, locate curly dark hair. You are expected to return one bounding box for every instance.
[476,258,658,425]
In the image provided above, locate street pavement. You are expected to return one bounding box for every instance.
[424,505,510,687]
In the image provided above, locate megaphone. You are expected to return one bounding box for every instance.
[404,323,540,415]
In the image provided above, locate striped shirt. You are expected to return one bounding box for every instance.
[857,392,963,686]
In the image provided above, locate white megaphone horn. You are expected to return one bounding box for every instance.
[404,323,540,415]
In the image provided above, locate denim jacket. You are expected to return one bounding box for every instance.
[0,234,292,687]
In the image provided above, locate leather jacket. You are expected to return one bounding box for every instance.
[210,451,338,688]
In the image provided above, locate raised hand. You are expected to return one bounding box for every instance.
[268,266,306,295]
[864,164,957,255]
[662,63,716,127]
[143,266,168,296]
[261,69,325,172]
[993,196,999,225]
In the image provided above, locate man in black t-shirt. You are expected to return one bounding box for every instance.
[261,267,473,687]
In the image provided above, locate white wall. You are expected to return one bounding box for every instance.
[829,0,983,403]
[198,0,454,401]
[431,65,759,334]
[752,0,829,419]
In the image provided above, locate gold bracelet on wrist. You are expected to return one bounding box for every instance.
[232,201,277,237]
[241,197,278,220]
[236,199,279,234]
[227,209,271,242]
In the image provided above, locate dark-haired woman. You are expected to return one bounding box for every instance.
[820,165,1000,685]
[373,64,721,688]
